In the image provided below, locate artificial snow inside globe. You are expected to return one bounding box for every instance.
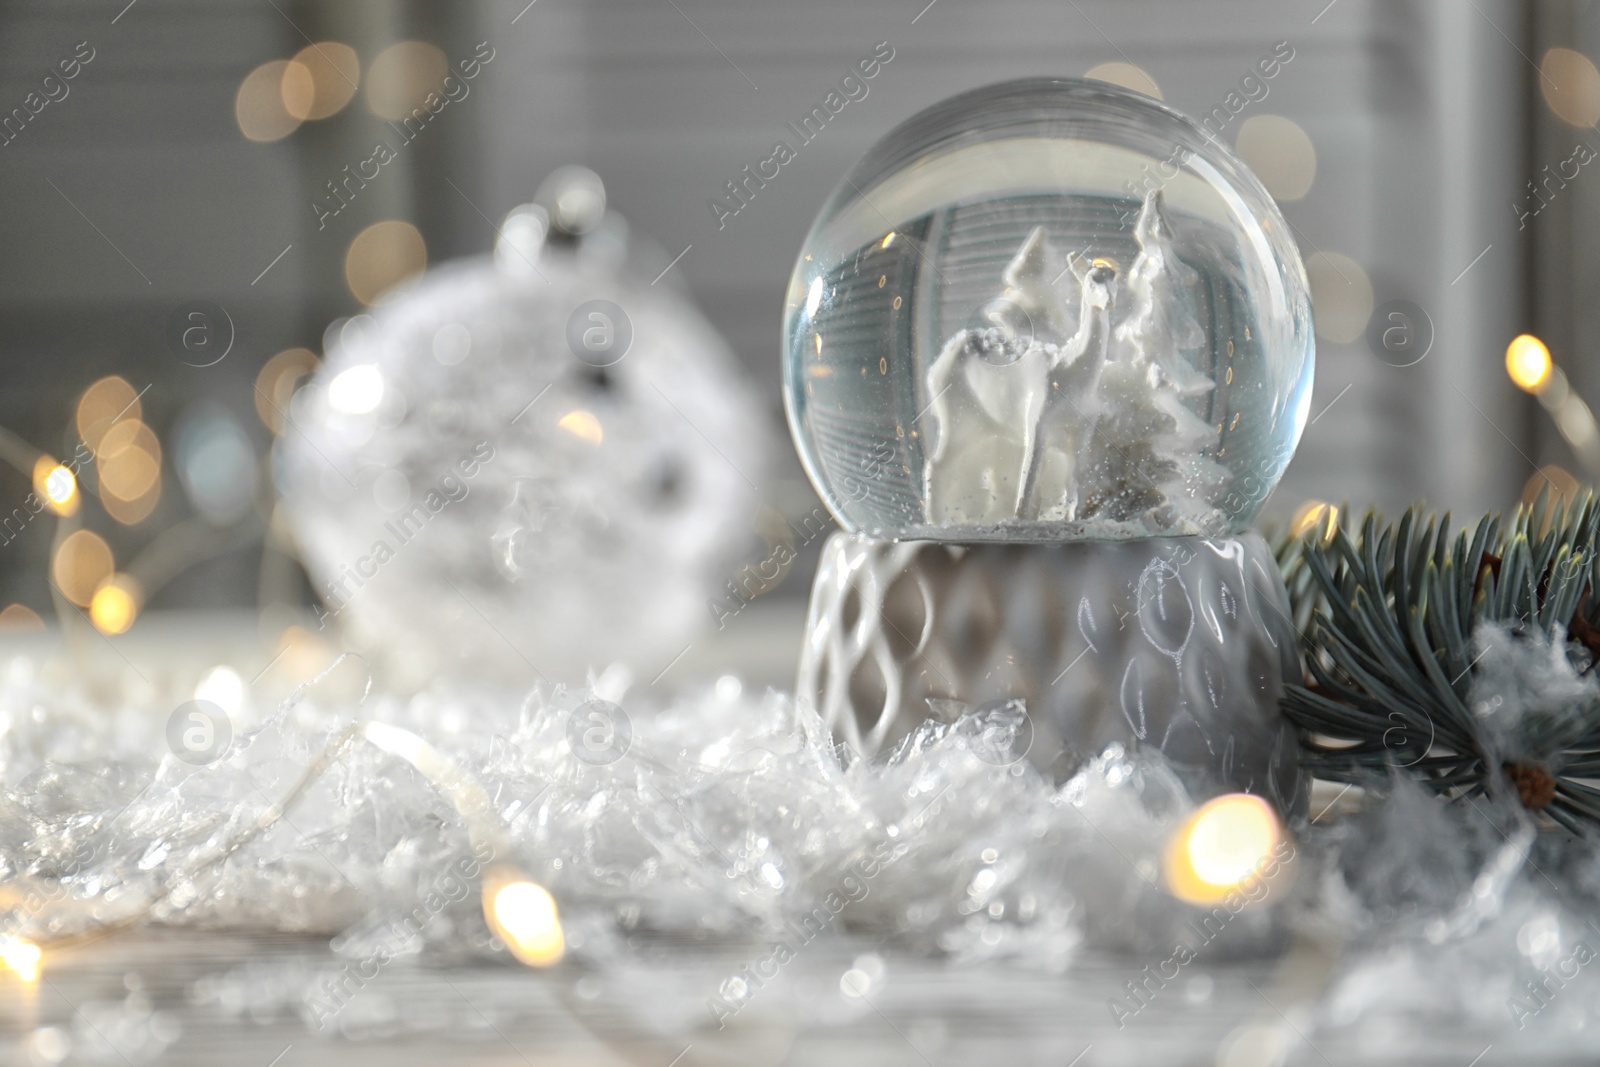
[784,78,1313,542]
[788,80,1314,812]
[278,169,768,689]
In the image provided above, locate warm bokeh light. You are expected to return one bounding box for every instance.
[1290,500,1339,541]
[344,220,427,305]
[279,61,315,124]
[271,625,340,684]
[52,529,113,608]
[1541,48,1600,128]
[0,936,41,983]
[557,409,604,445]
[1084,61,1163,100]
[1163,793,1287,906]
[1521,466,1584,537]
[254,348,320,433]
[89,574,141,635]
[1305,251,1374,344]
[484,868,565,967]
[0,604,45,632]
[32,457,77,516]
[76,375,140,453]
[1522,465,1580,509]
[96,418,163,525]
[289,42,360,120]
[1235,114,1316,201]
[366,41,449,121]
[103,483,161,525]
[97,420,161,494]
[235,59,312,143]
[1507,334,1553,394]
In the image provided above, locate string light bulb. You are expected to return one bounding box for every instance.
[482,866,565,967]
[89,574,141,635]
[1162,793,1290,906]
[1507,334,1553,394]
[352,718,564,968]
[53,530,113,608]
[556,409,603,445]
[0,936,41,983]
[1504,335,1600,477]
[32,457,77,516]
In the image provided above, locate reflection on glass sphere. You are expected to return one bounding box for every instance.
[784,78,1315,542]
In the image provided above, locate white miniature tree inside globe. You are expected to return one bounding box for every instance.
[277,169,768,689]
[784,78,1313,542]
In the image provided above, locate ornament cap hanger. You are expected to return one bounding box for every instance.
[537,164,607,239]
[496,166,633,279]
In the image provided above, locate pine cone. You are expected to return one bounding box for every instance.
[1505,761,1557,812]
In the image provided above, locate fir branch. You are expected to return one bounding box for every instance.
[1278,488,1600,834]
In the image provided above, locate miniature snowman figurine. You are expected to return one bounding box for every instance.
[783,79,1315,810]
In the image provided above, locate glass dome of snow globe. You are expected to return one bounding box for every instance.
[783,77,1314,542]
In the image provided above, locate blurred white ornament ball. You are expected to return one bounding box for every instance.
[277,171,769,686]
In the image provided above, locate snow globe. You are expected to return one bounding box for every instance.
[786,79,1313,809]
[278,168,768,689]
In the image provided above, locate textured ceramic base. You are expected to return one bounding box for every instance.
[797,532,1304,812]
